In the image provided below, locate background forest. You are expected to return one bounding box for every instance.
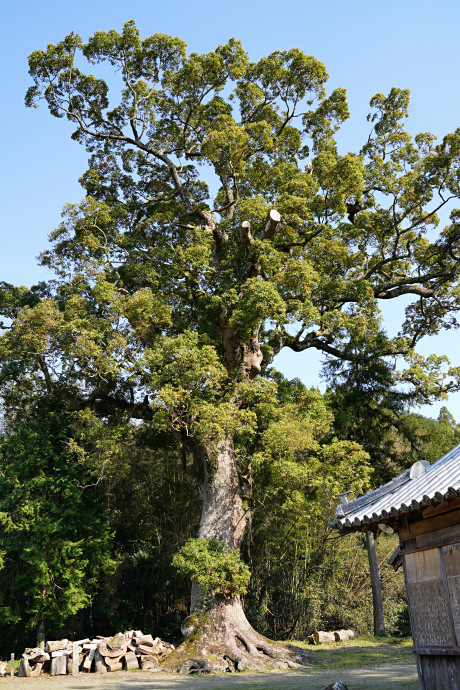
[0,373,458,656]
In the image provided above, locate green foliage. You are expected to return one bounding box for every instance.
[173,538,250,598]
[240,376,375,638]
[89,424,200,639]
[399,406,460,464]
[0,399,116,652]
[14,20,460,437]
[1,22,460,648]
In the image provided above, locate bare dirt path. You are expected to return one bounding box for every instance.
[0,662,419,690]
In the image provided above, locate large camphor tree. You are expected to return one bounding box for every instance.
[4,20,460,668]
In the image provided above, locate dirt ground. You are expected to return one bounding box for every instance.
[0,662,419,690]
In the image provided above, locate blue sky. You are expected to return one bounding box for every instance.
[2,0,460,420]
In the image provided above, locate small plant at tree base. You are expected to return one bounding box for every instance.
[173,538,250,598]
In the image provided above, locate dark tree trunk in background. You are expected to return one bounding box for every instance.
[366,531,386,636]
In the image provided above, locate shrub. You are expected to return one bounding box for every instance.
[173,538,250,598]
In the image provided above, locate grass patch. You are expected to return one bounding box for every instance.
[286,635,414,670]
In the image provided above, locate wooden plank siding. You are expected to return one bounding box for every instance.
[400,512,460,689]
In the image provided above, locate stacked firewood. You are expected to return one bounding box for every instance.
[17,630,175,676]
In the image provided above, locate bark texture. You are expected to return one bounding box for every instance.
[161,597,311,673]
[187,435,248,614]
[173,301,297,671]
[178,434,310,671]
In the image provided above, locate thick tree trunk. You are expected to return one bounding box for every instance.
[190,435,247,613]
[196,436,247,548]
[167,434,311,672]
[162,596,310,673]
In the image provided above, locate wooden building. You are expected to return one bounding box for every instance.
[335,445,460,690]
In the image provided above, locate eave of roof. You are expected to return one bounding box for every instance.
[335,442,460,531]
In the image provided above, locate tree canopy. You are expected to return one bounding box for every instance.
[13,19,460,420]
[1,20,460,668]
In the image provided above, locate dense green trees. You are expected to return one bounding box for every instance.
[1,20,460,665]
[0,400,115,652]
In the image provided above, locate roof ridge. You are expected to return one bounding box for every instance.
[335,441,460,528]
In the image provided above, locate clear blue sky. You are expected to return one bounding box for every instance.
[2,0,460,420]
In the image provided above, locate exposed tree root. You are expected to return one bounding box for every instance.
[160,597,313,674]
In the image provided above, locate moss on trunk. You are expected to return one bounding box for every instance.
[161,597,313,673]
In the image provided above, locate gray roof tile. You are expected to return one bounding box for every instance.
[335,442,460,530]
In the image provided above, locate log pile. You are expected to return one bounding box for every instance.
[15,630,174,676]
[307,629,355,645]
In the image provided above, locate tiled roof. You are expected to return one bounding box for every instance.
[335,442,460,530]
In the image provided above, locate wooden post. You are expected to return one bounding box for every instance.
[10,654,14,677]
[366,530,386,636]
[72,642,79,676]
[37,618,45,651]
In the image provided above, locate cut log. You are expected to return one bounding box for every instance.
[134,634,154,647]
[94,648,108,674]
[98,644,125,658]
[137,644,157,655]
[19,660,42,677]
[47,639,69,653]
[16,630,175,677]
[313,631,336,645]
[51,654,68,675]
[141,658,158,671]
[105,654,124,668]
[333,629,355,642]
[23,649,50,663]
[108,633,126,648]
[124,651,139,671]
[157,640,174,655]
[82,647,96,672]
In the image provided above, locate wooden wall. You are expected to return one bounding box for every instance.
[399,505,460,690]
